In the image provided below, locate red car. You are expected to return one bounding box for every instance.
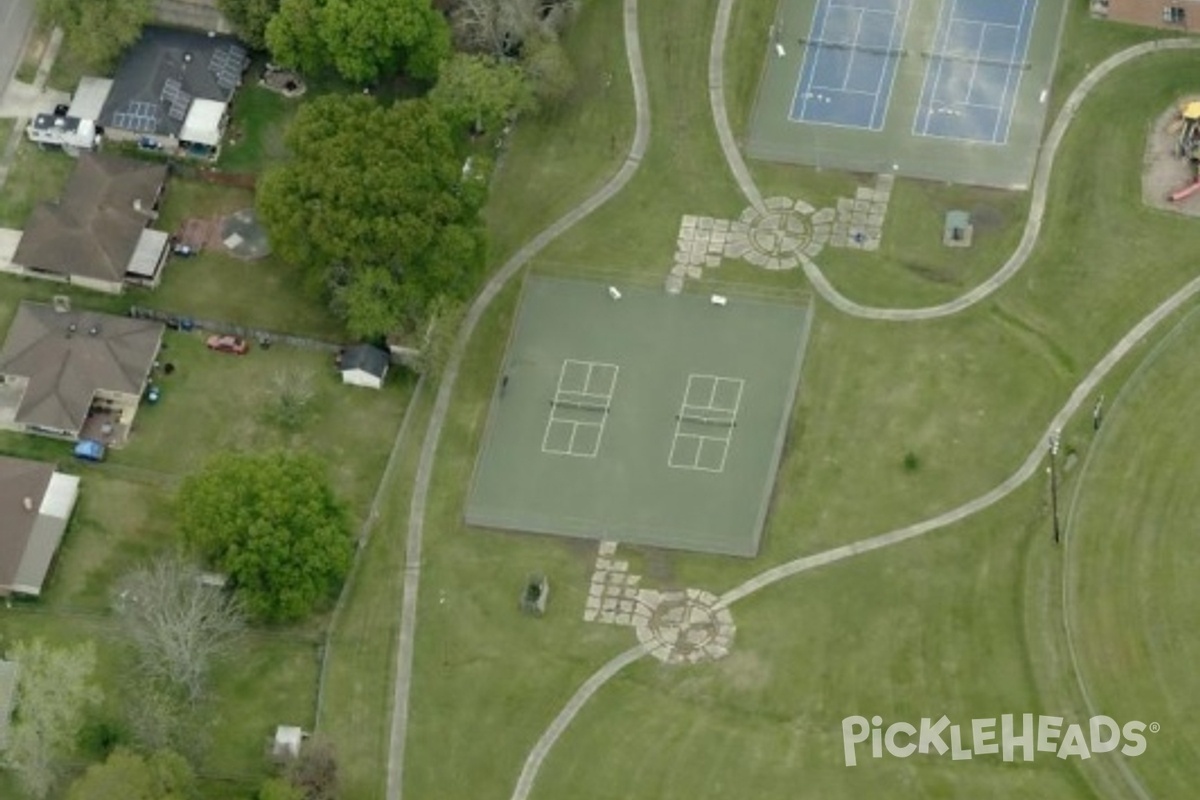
[205,335,250,355]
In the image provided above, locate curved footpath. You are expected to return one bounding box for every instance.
[383,0,652,797]
[506,26,1200,800]
[706,7,1200,320]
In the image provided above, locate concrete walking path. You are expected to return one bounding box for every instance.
[0,26,64,191]
[506,30,1200,800]
[383,0,652,797]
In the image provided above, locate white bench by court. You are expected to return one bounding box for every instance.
[710,294,728,307]
[608,286,622,301]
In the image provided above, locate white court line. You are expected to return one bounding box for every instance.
[995,0,1037,145]
[669,375,744,471]
[807,85,883,97]
[912,0,959,137]
[792,0,837,122]
[839,9,867,91]
[867,0,912,131]
[542,359,619,457]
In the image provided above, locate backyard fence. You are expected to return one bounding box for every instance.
[127,305,342,353]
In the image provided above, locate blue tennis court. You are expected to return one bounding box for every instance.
[912,0,1038,144]
[789,0,912,131]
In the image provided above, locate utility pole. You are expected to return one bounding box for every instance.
[1048,430,1062,544]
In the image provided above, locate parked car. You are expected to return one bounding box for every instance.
[73,439,106,462]
[205,335,249,355]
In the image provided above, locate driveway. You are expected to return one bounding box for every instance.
[0,0,36,94]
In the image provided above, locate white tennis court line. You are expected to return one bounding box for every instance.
[995,0,1038,145]
[542,360,620,458]
[868,0,913,130]
[790,0,908,126]
[912,0,1037,143]
[668,375,745,472]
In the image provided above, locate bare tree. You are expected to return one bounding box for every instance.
[1,639,102,799]
[265,367,318,432]
[113,555,245,703]
[451,0,579,57]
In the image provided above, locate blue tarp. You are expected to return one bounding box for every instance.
[73,439,106,462]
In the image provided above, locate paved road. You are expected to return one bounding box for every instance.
[383,0,652,797]
[0,0,36,93]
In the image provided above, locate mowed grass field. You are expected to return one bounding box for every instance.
[394,0,1200,798]
[1060,307,1200,800]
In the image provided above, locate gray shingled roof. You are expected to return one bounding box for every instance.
[341,344,390,379]
[99,25,247,138]
[0,302,164,435]
[13,153,167,284]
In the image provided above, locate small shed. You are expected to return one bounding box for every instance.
[943,210,974,248]
[273,725,305,759]
[339,344,390,390]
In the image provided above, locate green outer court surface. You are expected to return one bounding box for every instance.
[466,276,812,557]
[746,0,1067,189]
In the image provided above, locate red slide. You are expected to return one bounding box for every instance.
[1169,177,1200,203]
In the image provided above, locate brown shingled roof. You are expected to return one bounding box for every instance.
[0,302,164,435]
[0,457,53,591]
[13,153,167,284]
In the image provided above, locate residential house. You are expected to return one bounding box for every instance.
[79,26,248,158]
[338,344,391,389]
[9,153,170,293]
[0,302,164,443]
[0,456,80,597]
[1093,0,1199,28]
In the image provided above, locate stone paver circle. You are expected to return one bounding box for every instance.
[636,589,734,664]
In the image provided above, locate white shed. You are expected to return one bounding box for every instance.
[338,344,390,390]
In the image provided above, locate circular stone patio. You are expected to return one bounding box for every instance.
[727,196,830,270]
[635,588,735,664]
[220,208,272,259]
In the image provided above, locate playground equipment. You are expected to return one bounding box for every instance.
[1168,102,1200,203]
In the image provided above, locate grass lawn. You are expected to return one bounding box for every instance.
[388,1,1200,799]
[1057,307,1200,800]
[218,82,301,174]
[0,141,74,228]
[145,179,344,339]
[0,330,412,797]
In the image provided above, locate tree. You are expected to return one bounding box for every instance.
[267,0,450,83]
[175,451,353,622]
[37,0,152,71]
[258,95,486,337]
[285,737,338,800]
[1,639,102,799]
[65,749,193,800]
[258,777,304,800]
[429,53,533,134]
[521,32,575,106]
[413,296,465,380]
[218,0,280,50]
[450,0,578,58]
[113,555,246,702]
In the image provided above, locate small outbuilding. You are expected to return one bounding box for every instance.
[943,210,974,248]
[272,725,305,759]
[0,456,81,597]
[338,344,390,390]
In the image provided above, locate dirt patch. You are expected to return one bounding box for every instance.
[716,649,772,693]
[1143,98,1200,217]
[176,216,222,250]
[968,204,1006,232]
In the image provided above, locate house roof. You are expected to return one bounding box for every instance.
[0,659,16,749]
[0,302,164,434]
[0,456,54,592]
[341,344,390,379]
[180,98,226,146]
[13,153,168,284]
[99,26,247,139]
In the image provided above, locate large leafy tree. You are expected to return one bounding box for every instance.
[267,0,450,84]
[258,94,486,338]
[429,53,533,134]
[1,639,102,799]
[175,451,352,622]
[65,749,193,800]
[37,0,152,71]
[218,0,280,49]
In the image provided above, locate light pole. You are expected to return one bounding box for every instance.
[1048,430,1061,544]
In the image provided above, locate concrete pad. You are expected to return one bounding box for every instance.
[765,196,793,210]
